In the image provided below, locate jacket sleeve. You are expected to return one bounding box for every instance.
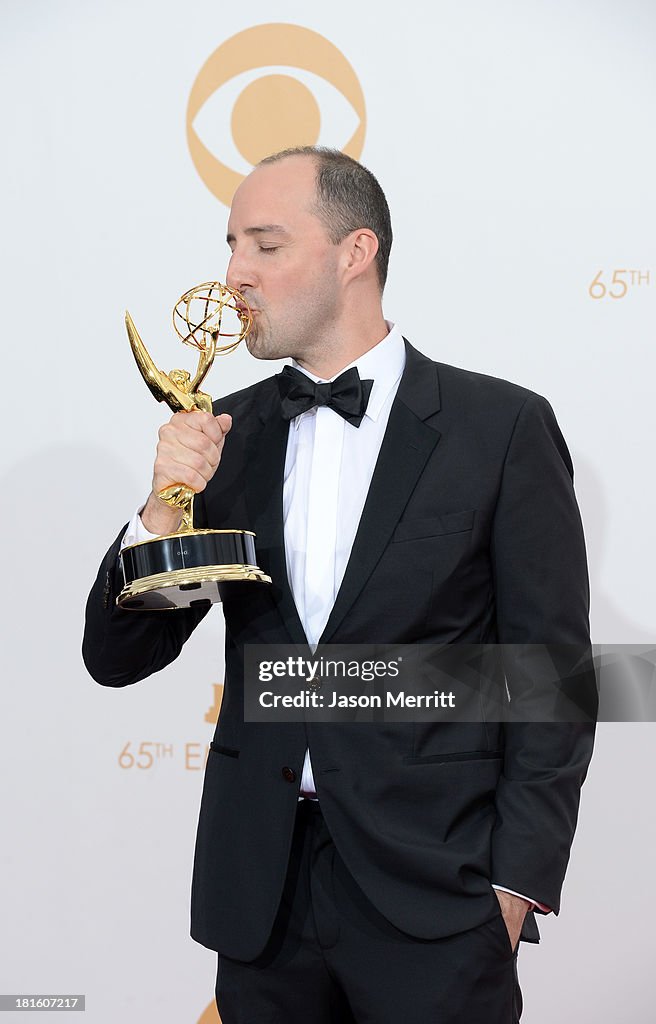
[81,495,211,687]
[489,393,598,914]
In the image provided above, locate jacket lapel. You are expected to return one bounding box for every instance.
[318,340,442,645]
[244,341,442,648]
[244,380,309,648]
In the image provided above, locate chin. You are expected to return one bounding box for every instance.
[246,333,284,362]
[245,339,271,362]
[244,334,259,356]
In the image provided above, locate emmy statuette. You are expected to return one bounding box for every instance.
[117,281,272,610]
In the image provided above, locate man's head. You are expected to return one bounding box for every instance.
[225,147,392,367]
[260,146,393,292]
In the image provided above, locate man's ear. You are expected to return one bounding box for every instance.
[342,228,380,282]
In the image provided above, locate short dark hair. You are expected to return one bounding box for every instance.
[258,146,393,291]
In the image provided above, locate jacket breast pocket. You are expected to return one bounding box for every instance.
[402,750,502,765]
[392,509,475,543]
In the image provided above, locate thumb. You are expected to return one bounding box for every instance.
[216,412,233,434]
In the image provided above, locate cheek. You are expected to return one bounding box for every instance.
[269,271,314,313]
[264,253,338,319]
[295,258,338,301]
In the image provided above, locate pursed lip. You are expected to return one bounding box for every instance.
[235,302,259,319]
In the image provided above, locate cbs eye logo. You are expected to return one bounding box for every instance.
[186,23,366,206]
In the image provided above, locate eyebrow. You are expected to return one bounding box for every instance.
[226,224,290,244]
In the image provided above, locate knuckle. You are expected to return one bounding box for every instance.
[155,444,172,467]
[188,410,207,430]
[186,467,206,491]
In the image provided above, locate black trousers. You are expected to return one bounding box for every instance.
[215,799,523,1024]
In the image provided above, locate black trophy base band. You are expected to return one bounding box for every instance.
[117,529,272,610]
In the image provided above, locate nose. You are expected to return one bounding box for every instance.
[226,247,256,294]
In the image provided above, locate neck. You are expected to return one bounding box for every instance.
[294,306,389,379]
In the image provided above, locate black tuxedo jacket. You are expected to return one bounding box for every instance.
[83,340,596,960]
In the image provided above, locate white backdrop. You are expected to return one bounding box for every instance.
[1,1,655,1021]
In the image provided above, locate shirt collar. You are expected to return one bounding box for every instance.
[288,321,406,427]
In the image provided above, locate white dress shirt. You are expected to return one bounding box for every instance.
[282,323,406,795]
[120,320,547,912]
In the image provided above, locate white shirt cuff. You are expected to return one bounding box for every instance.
[120,505,160,551]
[492,884,551,914]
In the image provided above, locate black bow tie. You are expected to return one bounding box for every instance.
[277,365,374,427]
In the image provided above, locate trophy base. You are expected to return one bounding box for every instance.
[118,564,272,610]
[117,529,272,610]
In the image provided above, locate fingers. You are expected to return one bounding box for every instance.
[152,410,233,495]
[179,410,232,445]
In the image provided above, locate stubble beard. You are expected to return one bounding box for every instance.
[245,273,341,364]
[244,314,290,362]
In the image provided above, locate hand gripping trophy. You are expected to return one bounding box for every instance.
[117,281,272,610]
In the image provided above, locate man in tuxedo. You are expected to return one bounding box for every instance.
[83,147,596,1023]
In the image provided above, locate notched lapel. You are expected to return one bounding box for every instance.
[319,342,442,645]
